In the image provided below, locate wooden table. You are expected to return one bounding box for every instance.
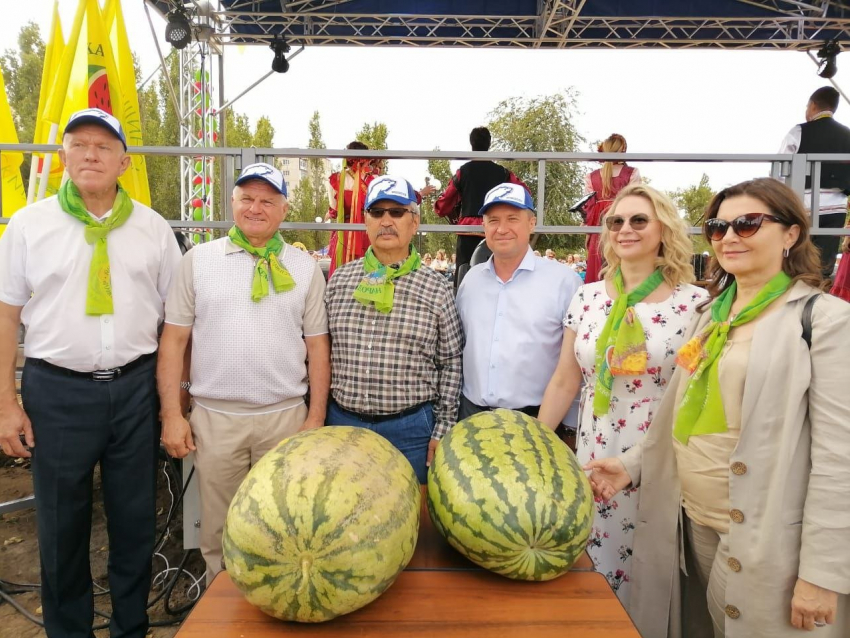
[175,487,633,637]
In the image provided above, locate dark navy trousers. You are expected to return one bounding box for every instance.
[22,357,159,638]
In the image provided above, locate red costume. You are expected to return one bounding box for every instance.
[327,159,375,276]
[584,165,635,284]
[830,250,850,302]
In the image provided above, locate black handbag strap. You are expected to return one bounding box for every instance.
[801,294,820,349]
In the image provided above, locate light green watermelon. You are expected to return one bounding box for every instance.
[427,409,593,581]
[222,426,420,622]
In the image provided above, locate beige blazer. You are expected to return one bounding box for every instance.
[619,282,850,638]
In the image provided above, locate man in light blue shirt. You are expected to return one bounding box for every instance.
[456,183,582,426]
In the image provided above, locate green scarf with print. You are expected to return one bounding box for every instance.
[227,226,295,302]
[352,246,421,314]
[58,180,133,315]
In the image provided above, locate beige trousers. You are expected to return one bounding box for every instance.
[190,402,307,584]
[686,517,730,638]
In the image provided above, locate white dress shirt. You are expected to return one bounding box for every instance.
[456,247,582,410]
[0,195,182,372]
[778,115,848,214]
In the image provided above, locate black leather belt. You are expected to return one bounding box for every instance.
[333,400,427,424]
[26,352,156,382]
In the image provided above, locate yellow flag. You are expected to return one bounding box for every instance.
[43,0,87,125]
[44,0,148,203]
[32,0,66,199]
[103,0,151,205]
[0,72,27,237]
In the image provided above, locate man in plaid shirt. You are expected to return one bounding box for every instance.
[325,175,463,483]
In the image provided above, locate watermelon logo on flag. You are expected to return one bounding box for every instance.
[88,65,112,114]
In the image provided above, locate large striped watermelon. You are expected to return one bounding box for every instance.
[222,426,420,622]
[427,409,593,581]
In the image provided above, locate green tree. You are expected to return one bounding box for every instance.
[281,113,331,250]
[419,150,456,256]
[355,122,388,150]
[252,116,274,147]
[668,173,714,254]
[486,91,586,252]
[427,151,453,191]
[225,111,252,147]
[306,111,327,224]
[142,54,181,220]
[283,176,322,250]
[2,23,45,191]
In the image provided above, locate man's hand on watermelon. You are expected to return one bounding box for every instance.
[583,458,631,501]
[426,438,439,467]
[298,414,325,432]
[161,413,196,459]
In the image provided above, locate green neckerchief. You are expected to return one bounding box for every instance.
[592,268,665,417]
[352,246,421,314]
[227,226,295,302]
[58,180,133,316]
[673,271,792,444]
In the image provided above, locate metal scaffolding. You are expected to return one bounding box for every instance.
[139,0,850,228]
[146,0,850,49]
[178,44,219,239]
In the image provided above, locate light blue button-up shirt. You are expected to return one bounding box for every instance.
[456,247,582,412]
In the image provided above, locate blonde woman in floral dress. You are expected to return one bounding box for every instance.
[539,184,706,606]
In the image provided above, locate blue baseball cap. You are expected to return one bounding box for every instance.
[64,108,127,150]
[235,162,288,197]
[478,183,535,216]
[365,175,418,209]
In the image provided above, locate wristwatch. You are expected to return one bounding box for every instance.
[180,381,192,391]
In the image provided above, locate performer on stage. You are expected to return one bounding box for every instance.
[831,228,850,301]
[327,141,376,277]
[327,141,433,277]
[583,134,641,284]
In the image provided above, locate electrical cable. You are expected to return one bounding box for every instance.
[1,456,203,630]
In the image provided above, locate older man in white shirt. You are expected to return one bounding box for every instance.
[456,184,582,429]
[0,108,181,638]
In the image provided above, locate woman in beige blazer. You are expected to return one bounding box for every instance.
[587,178,850,638]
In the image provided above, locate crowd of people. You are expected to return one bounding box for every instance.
[0,93,849,638]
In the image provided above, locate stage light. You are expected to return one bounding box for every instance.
[817,40,840,79]
[271,35,291,73]
[165,10,192,50]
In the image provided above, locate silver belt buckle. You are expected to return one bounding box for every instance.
[92,368,120,382]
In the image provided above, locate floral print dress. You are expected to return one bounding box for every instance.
[564,280,707,607]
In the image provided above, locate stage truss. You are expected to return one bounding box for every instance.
[143,0,850,223]
[147,1,850,50]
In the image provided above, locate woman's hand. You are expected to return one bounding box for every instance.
[583,458,631,501]
[791,578,838,631]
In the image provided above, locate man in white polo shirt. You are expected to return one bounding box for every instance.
[0,108,181,638]
[157,163,330,583]
[456,183,582,428]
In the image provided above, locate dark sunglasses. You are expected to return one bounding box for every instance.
[703,213,784,241]
[366,207,410,219]
[605,214,653,232]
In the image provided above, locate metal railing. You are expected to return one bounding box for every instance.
[0,145,848,518]
[1,144,849,239]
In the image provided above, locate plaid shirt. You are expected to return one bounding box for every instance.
[326,258,464,439]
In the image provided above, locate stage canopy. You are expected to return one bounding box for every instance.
[145,0,850,49]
